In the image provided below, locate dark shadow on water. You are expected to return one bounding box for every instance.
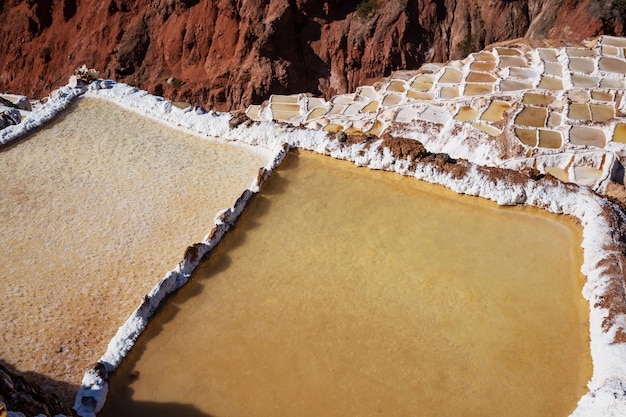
[99,396,214,417]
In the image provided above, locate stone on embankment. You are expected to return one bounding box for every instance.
[0,107,21,130]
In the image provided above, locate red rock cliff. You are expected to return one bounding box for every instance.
[0,0,625,111]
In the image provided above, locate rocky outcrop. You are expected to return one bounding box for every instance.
[0,107,21,130]
[0,94,31,112]
[0,362,74,417]
[0,0,625,111]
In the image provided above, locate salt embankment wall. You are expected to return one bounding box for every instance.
[3,79,626,416]
[0,85,82,146]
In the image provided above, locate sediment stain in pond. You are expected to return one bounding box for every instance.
[103,150,591,417]
[0,98,269,403]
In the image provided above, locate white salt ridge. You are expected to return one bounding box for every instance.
[82,81,288,152]
[4,78,626,416]
[0,85,82,146]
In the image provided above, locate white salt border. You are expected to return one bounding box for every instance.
[0,85,83,146]
[3,79,626,416]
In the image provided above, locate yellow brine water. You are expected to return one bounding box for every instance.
[102,149,591,417]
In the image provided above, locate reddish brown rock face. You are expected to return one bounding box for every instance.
[0,0,624,111]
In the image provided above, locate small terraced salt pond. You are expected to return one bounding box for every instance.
[0,98,270,403]
[102,150,591,417]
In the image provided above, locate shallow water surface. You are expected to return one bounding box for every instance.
[0,98,269,402]
[102,150,591,417]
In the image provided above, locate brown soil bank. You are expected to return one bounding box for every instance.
[1,0,625,111]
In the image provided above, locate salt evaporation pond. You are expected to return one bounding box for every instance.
[0,98,270,403]
[102,149,591,417]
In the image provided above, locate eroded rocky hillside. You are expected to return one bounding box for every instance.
[0,0,625,110]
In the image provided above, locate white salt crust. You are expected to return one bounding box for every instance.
[0,85,82,146]
[3,79,626,416]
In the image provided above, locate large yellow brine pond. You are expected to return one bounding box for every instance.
[0,98,269,403]
[102,150,591,417]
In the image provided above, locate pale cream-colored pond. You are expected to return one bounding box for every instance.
[0,98,269,403]
[102,149,591,417]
